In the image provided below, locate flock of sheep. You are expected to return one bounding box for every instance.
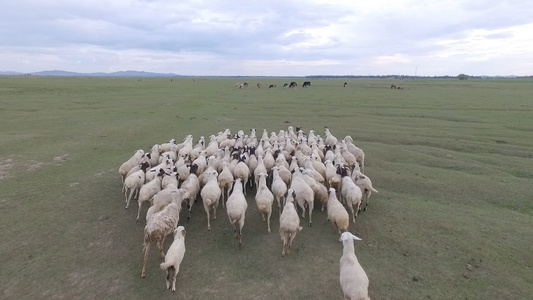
[118,126,378,299]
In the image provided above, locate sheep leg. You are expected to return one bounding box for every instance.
[136,199,143,222]
[266,210,272,233]
[141,243,150,278]
[238,217,245,247]
[364,190,371,211]
[287,232,296,254]
[158,239,165,258]
[308,201,314,227]
[171,267,178,292]
[204,203,211,230]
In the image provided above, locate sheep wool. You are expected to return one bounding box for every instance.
[339,232,370,300]
[160,226,186,292]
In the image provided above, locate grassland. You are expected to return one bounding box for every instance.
[0,76,532,299]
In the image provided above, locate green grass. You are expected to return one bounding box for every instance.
[1,76,532,299]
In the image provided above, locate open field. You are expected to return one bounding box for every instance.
[1,76,532,299]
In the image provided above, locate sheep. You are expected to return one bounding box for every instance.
[344,136,365,173]
[300,168,329,212]
[340,167,363,223]
[217,161,234,208]
[188,136,205,162]
[160,139,177,153]
[226,178,248,247]
[289,168,315,227]
[123,162,150,208]
[351,164,378,211]
[324,128,338,147]
[279,189,303,256]
[141,198,182,278]
[271,166,287,213]
[119,149,145,184]
[160,226,186,292]
[124,152,151,180]
[253,155,267,188]
[263,148,275,172]
[232,154,250,195]
[161,168,179,189]
[146,187,190,223]
[326,188,350,235]
[179,169,200,219]
[148,144,162,167]
[339,232,370,300]
[146,158,174,183]
[254,172,274,233]
[191,150,207,176]
[135,168,165,220]
[325,160,342,191]
[200,170,221,230]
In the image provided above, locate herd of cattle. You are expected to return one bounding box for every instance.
[235,81,311,89]
[236,81,403,90]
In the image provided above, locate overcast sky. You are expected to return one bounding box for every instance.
[1,0,532,76]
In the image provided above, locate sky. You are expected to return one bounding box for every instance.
[1,0,532,76]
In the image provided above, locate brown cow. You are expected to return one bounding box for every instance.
[257,83,261,88]
[390,84,397,89]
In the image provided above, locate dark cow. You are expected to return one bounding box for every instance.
[302,81,311,87]
[289,82,297,88]
[344,82,348,87]
[283,83,288,88]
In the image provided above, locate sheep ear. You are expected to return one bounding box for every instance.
[181,229,186,237]
[351,234,362,241]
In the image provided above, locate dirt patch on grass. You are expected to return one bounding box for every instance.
[0,154,70,180]
[0,158,14,180]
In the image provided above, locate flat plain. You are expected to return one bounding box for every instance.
[0,76,532,299]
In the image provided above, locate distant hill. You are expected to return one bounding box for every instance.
[0,70,183,77]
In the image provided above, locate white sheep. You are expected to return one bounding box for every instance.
[300,168,329,212]
[200,170,221,230]
[179,172,200,220]
[255,172,274,233]
[339,232,370,300]
[160,226,186,292]
[226,178,248,247]
[123,162,150,208]
[141,198,181,278]
[344,136,365,173]
[119,149,145,184]
[290,168,315,227]
[279,189,303,256]
[340,168,363,223]
[134,168,165,220]
[232,154,250,195]
[148,144,162,167]
[160,139,177,153]
[217,161,234,208]
[146,187,190,223]
[351,165,379,212]
[161,169,179,189]
[327,188,350,235]
[271,166,288,213]
[324,128,339,147]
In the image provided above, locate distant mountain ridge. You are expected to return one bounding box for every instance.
[0,70,183,77]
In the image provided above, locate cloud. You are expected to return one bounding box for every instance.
[0,0,531,75]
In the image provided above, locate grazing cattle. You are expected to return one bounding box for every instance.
[302,81,311,87]
[344,82,348,87]
[236,82,248,89]
[269,84,277,89]
[289,82,297,88]
[283,83,288,88]
[397,86,404,90]
[257,83,261,88]
[390,84,397,89]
